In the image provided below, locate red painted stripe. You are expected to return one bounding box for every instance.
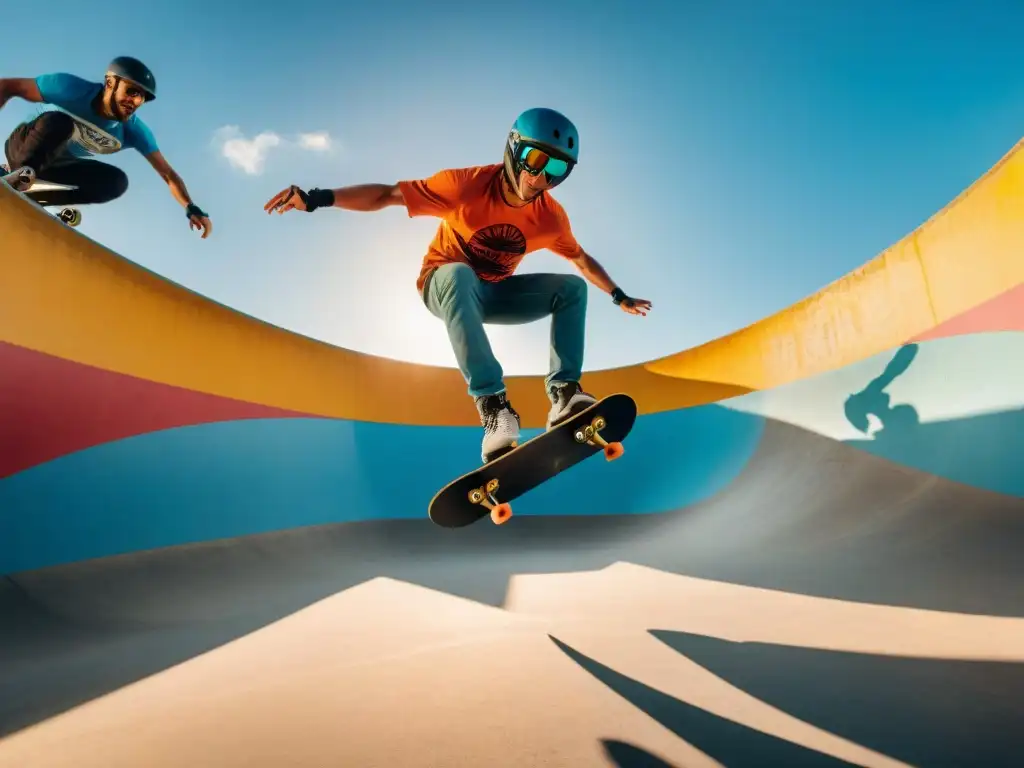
[911,283,1024,342]
[0,342,319,478]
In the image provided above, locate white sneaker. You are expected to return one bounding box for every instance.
[475,392,521,463]
[546,381,598,429]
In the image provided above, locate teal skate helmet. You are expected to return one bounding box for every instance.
[503,107,578,198]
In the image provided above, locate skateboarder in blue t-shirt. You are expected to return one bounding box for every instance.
[0,56,211,237]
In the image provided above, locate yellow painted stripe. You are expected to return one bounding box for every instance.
[646,137,1024,388]
[0,188,746,427]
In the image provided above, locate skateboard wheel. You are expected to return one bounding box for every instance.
[491,504,512,524]
[58,208,81,227]
[604,442,625,461]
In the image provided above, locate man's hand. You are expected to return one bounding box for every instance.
[618,296,652,316]
[264,185,310,214]
[610,286,652,316]
[189,210,212,239]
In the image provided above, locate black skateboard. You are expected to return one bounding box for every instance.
[428,393,638,528]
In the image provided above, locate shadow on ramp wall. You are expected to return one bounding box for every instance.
[723,332,1024,496]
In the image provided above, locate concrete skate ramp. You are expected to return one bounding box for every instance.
[1,391,1023,766]
[3,136,1024,765]
[2,333,1023,766]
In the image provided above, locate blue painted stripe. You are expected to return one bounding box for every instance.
[843,406,1024,497]
[0,404,765,574]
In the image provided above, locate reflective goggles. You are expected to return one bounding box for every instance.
[517,144,573,182]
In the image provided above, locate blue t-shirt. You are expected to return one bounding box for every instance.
[34,72,159,159]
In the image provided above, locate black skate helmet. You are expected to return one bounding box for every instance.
[106,56,157,101]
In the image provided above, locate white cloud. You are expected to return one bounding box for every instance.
[298,132,332,152]
[212,126,281,175]
[213,126,335,175]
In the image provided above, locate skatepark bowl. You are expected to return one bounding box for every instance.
[2,137,1024,767]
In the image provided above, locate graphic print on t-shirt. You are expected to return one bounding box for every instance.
[455,223,527,280]
[68,116,123,155]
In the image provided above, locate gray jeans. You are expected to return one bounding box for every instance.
[422,262,588,397]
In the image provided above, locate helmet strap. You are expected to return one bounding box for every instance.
[502,135,527,201]
[107,75,122,114]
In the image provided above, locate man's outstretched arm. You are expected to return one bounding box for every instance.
[145,151,213,238]
[0,78,43,110]
[264,183,407,214]
[265,169,473,217]
[326,183,407,211]
[568,248,653,316]
[569,248,618,294]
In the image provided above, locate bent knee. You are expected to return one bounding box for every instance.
[435,262,481,299]
[36,110,75,137]
[560,274,587,300]
[109,167,129,198]
[94,165,129,203]
[440,262,478,284]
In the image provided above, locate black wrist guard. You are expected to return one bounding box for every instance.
[186,203,208,219]
[306,187,335,212]
[611,287,627,305]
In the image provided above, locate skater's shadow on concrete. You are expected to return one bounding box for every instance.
[550,635,857,767]
[601,739,678,767]
[549,629,1024,768]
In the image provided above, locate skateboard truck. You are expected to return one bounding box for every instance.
[574,415,626,461]
[4,166,82,228]
[467,478,513,525]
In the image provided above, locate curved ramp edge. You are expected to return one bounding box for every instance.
[0,184,746,428]
[647,138,1024,389]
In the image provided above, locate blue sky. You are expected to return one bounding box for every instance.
[5,1,1024,375]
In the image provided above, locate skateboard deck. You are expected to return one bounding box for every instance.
[2,165,82,226]
[428,393,638,528]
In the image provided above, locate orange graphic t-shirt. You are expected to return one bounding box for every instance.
[397,164,583,294]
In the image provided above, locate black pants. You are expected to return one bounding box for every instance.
[4,111,128,207]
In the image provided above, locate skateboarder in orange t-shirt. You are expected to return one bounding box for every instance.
[264,107,652,463]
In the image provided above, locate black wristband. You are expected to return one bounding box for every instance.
[186,202,208,219]
[306,187,335,211]
[611,287,627,305]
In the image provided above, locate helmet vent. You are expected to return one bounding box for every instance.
[568,137,574,149]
